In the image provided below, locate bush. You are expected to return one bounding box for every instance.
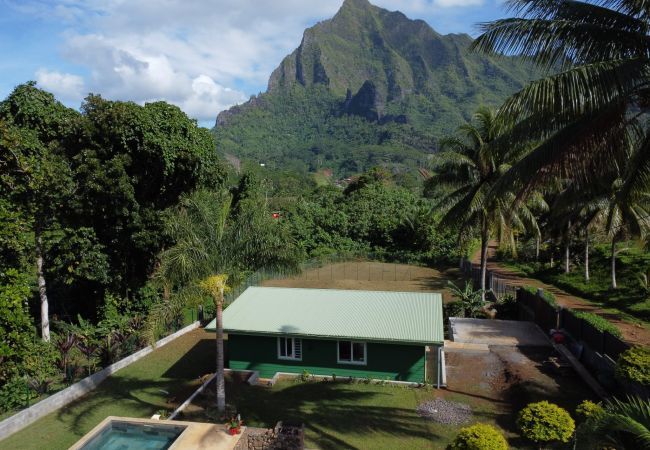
[522,286,556,306]
[572,310,622,337]
[616,346,650,385]
[448,423,508,450]
[0,377,35,413]
[517,401,575,444]
[575,400,604,421]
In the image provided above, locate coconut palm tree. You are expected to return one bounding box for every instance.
[472,0,650,201]
[147,188,300,414]
[430,107,540,300]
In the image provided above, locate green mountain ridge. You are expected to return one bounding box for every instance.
[213,0,543,179]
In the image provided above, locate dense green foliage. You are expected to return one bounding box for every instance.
[213,0,541,179]
[0,83,225,411]
[282,168,459,263]
[448,423,508,450]
[616,347,650,385]
[516,401,575,444]
[575,397,650,449]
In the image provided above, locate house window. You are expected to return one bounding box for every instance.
[337,341,367,365]
[277,337,302,361]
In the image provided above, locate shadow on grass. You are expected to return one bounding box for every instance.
[185,379,458,449]
[54,335,216,437]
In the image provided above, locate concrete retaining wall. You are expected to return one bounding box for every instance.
[0,321,200,440]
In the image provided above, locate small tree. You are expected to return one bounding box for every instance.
[448,423,508,450]
[447,281,487,318]
[517,401,575,446]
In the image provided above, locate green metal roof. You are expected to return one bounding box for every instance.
[205,287,443,344]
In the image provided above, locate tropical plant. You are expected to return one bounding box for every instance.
[575,396,650,449]
[54,333,77,382]
[472,0,650,218]
[147,186,300,414]
[517,401,575,445]
[198,274,230,414]
[430,107,540,300]
[447,281,487,318]
[448,423,508,450]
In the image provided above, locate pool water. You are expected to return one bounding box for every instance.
[80,420,187,450]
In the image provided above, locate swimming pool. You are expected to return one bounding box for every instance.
[78,420,187,450]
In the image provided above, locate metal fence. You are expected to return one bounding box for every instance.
[459,258,517,299]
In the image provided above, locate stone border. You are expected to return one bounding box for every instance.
[0,321,200,440]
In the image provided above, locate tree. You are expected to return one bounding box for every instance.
[198,275,230,413]
[0,83,79,341]
[147,186,300,414]
[472,0,650,205]
[429,107,538,300]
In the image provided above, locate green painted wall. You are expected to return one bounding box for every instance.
[228,334,432,383]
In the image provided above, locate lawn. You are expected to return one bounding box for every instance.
[0,329,216,450]
[181,377,501,450]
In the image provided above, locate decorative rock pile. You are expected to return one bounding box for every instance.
[245,422,304,450]
[416,398,473,425]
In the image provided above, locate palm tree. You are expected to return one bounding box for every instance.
[199,275,230,414]
[576,397,650,449]
[472,0,650,203]
[430,107,539,300]
[147,188,300,414]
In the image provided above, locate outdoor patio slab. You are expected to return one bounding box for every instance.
[449,318,551,347]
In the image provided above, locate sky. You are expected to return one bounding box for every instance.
[0,0,508,127]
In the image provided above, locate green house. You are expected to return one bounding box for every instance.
[206,287,444,384]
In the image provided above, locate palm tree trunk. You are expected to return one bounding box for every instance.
[611,237,618,289]
[584,227,590,282]
[35,229,50,342]
[535,234,540,261]
[564,221,571,274]
[480,217,488,302]
[215,293,226,414]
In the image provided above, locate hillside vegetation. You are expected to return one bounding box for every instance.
[212,0,543,179]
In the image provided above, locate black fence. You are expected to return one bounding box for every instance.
[516,289,631,362]
[560,309,631,362]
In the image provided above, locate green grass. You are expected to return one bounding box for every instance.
[182,378,504,450]
[505,243,650,324]
[0,329,216,450]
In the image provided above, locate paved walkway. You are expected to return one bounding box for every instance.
[472,243,650,346]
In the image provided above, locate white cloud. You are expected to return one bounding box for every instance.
[15,0,491,123]
[35,69,85,102]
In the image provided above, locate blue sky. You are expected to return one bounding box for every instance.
[0,0,508,127]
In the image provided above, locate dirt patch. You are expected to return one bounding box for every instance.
[262,261,466,303]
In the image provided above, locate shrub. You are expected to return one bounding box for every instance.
[572,310,622,337]
[517,401,575,444]
[616,346,650,385]
[448,423,508,450]
[0,377,35,413]
[522,286,556,306]
[575,400,604,421]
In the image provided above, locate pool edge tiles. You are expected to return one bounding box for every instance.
[68,416,244,450]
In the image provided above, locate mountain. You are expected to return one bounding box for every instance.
[213,0,542,180]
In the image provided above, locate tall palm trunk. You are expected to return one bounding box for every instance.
[480,216,489,302]
[535,234,540,261]
[215,290,226,414]
[564,221,571,274]
[35,229,50,342]
[611,237,618,289]
[584,227,590,282]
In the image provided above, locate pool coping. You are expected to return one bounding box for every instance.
[68,416,243,450]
